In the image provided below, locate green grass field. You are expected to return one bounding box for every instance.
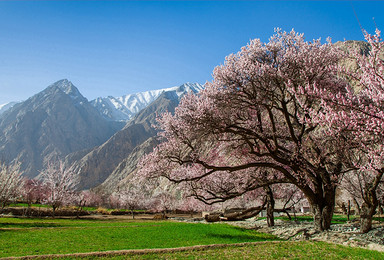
[0,217,383,259]
[0,217,277,257]
[98,242,384,260]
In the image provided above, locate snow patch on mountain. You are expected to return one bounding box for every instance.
[91,82,204,121]
[0,102,19,116]
[46,79,87,103]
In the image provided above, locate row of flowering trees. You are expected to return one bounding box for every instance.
[0,160,214,216]
[1,161,107,215]
[138,28,384,233]
[1,158,305,220]
[0,160,81,215]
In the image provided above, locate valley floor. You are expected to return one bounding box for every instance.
[0,215,383,259]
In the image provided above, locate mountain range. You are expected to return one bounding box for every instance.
[0,79,203,191]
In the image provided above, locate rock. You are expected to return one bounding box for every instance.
[153,214,168,220]
[205,214,221,222]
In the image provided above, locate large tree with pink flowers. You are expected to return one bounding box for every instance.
[139,29,350,231]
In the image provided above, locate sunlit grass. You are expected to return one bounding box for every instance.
[0,217,277,257]
[1,217,383,259]
[101,241,384,260]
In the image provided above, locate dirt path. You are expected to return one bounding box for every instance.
[0,241,285,260]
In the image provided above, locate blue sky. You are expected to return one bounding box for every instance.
[0,1,383,104]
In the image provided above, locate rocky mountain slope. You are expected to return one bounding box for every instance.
[94,134,159,194]
[72,89,183,190]
[0,79,123,178]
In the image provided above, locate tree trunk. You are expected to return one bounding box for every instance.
[312,203,334,231]
[309,185,336,231]
[52,206,56,217]
[347,200,350,221]
[208,207,289,222]
[264,186,275,227]
[353,198,361,215]
[360,189,378,233]
[360,202,376,233]
[358,169,383,233]
[273,208,291,220]
[218,205,265,221]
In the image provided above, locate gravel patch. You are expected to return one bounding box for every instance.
[172,216,384,252]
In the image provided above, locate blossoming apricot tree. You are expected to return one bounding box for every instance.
[139,29,350,231]
[40,161,78,216]
[0,161,22,208]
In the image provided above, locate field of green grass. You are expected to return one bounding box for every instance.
[7,203,147,213]
[101,242,384,260]
[0,217,276,258]
[0,216,383,259]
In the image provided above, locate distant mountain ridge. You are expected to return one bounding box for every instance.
[90,82,203,121]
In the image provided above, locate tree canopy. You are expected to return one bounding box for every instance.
[139,29,351,231]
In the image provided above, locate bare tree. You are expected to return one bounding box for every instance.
[0,161,22,209]
[40,161,78,216]
[118,185,145,219]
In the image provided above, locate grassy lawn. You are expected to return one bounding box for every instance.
[1,217,383,259]
[0,217,277,257]
[8,203,51,208]
[7,203,147,213]
[98,241,384,260]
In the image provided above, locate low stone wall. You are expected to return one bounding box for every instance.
[0,207,90,217]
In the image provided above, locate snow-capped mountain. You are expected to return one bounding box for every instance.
[91,82,204,121]
[0,101,19,116]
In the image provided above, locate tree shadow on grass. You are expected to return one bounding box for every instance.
[0,222,62,229]
[206,232,278,242]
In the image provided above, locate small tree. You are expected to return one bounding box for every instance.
[108,193,122,209]
[118,185,145,219]
[151,191,178,217]
[0,161,22,209]
[40,161,78,216]
[79,190,103,208]
[71,190,99,217]
[20,179,47,216]
[22,179,40,206]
